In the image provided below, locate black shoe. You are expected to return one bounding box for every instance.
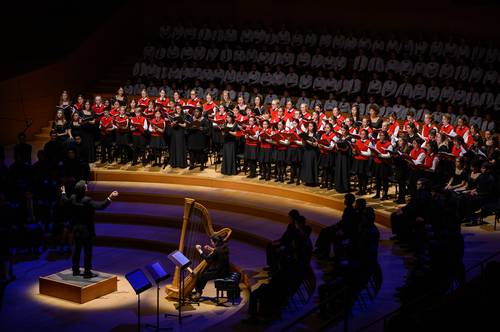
[381,195,389,201]
[296,180,301,185]
[189,165,195,170]
[287,180,295,184]
[72,270,81,276]
[259,175,265,180]
[83,272,98,279]
[200,165,205,171]
[274,178,280,182]
[372,194,380,199]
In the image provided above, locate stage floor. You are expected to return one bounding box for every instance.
[1,246,249,332]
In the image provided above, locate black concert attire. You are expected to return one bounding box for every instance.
[168,116,188,168]
[221,124,238,175]
[334,138,351,193]
[61,192,112,275]
[393,145,411,203]
[52,120,69,143]
[79,111,97,162]
[300,133,320,185]
[187,116,209,169]
[195,244,230,294]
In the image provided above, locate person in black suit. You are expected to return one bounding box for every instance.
[60,180,118,278]
[192,234,230,300]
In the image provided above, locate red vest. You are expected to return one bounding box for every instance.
[130,116,147,136]
[150,118,165,137]
[245,125,259,147]
[421,123,437,138]
[423,153,437,169]
[100,116,114,135]
[441,123,454,135]
[143,107,155,119]
[275,130,288,151]
[388,122,399,137]
[114,115,129,133]
[203,102,217,114]
[138,97,150,108]
[259,128,273,149]
[410,148,425,162]
[110,107,119,117]
[451,145,462,157]
[354,139,370,161]
[92,103,105,117]
[373,140,392,164]
[155,97,170,109]
[287,128,303,148]
[455,125,469,138]
[319,132,336,155]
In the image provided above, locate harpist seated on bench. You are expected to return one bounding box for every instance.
[191,234,230,301]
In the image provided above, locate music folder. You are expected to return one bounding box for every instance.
[168,250,191,270]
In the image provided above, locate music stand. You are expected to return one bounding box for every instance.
[125,268,152,332]
[144,262,172,331]
[166,250,192,324]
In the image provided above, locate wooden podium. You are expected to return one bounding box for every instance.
[39,269,118,304]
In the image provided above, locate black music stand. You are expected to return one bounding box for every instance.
[144,262,172,331]
[125,268,153,332]
[165,250,193,324]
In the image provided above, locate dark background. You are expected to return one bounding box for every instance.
[0,0,128,80]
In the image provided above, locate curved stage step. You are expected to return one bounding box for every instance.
[93,199,320,244]
[90,167,397,228]
[95,222,266,272]
[88,180,342,233]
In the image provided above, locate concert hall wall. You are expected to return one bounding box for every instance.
[0,2,143,145]
[1,0,497,145]
[143,0,500,39]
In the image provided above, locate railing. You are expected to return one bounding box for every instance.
[355,248,500,332]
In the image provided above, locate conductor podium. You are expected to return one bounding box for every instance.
[39,269,117,303]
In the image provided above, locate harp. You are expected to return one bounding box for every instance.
[165,198,232,299]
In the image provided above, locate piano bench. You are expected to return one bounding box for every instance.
[214,272,241,305]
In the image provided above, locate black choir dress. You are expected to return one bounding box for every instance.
[168,122,187,168]
[69,121,82,140]
[79,112,96,162]
[52,121,69,143]
[187,117,209,163]
[334,140,352,193]
[221,124,238,175]
[300,134,319,185]
[58,104,73,123]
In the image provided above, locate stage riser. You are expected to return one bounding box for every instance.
[91,191,324,233]
[39,272,117,304]
[89,170,392,228]
[94,214,271,248]
[90,171,346,209]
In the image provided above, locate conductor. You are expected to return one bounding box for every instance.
[61,180,119,278]
[192,235,230,300]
